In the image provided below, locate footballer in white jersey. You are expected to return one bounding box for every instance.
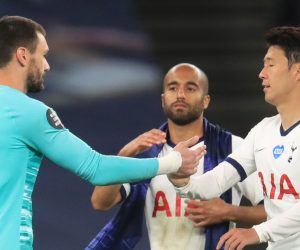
[175,115,300,249]
[122,135,263,250]
[238,115,300,249]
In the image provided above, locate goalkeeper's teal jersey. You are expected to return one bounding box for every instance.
[0,85,159,249]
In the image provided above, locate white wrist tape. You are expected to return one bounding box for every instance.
[157,151,182,175]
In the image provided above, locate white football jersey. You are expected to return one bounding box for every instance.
[250,115,300,249]
[177,115,300,249]
[124,135,263,250]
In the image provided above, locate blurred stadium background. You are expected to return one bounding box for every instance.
[1,0,299,249]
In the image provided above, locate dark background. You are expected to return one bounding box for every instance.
[1,0,299,249]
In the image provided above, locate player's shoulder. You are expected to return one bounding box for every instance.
[9,91,61,128]
[254,114,280,131]
[259,114,280,124]
[231,134,244,149]
[204,118,233,138]
[22,94,48,112]
[19,97,65,129]
[0,86,49,115]
[3,87,48,111]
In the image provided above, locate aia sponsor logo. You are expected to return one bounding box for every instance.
[258,172,300,200]
[152,191,192,217]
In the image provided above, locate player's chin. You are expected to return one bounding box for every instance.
[28,82,44,93]
[264,94,276,105]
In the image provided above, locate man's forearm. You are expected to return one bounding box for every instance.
[226,204,266,226]
[91,185,122,211]
[173,162,242,200]
[90,144,138,211]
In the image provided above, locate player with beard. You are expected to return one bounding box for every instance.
[169,27,300,250]
[0,16,205,250]
[86,63,266,250]
[26,57,45,92]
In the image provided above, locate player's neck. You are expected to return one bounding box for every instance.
[277,96,300,130]
[0,67,26,93]
[167,117,204,145]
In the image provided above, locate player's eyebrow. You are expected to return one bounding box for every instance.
[186,81,198,87]
[263,57,274,63]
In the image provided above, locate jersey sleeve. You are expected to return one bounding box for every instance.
[175,125,258,200]
[253,202,300,243]
[231,134,244,149]
[232,135,264,205]
[14,103,159,185]
[237,172,264,205]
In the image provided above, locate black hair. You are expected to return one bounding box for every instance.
[265,26,300,68]
[0,15,46,68]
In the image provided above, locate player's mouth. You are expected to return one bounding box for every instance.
[262,83,270,92]
[172,102,188,109]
